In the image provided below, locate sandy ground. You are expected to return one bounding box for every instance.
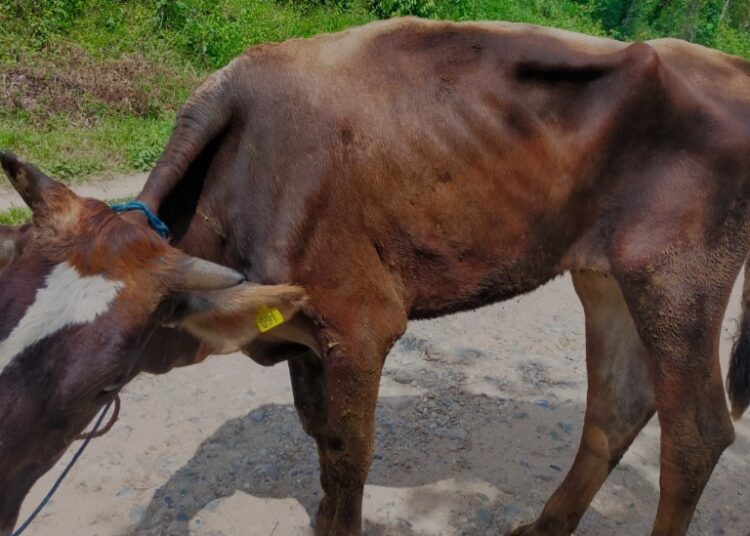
[6,179,750,535]
[11,274,749,536]
[0,173,147,211]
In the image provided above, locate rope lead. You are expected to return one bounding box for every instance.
[12,397,119,536]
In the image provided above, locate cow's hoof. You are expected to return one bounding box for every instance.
[314,520,331,536]
[507,523,532,536]
[507,521,551,536]
[314,514,333,536]
[314,496,335,536]
[507,520,571,536]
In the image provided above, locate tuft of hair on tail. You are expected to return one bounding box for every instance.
[728,259,750,419]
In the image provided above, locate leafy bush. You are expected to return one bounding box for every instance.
[276,0,353,13]
[587,0,746,49]
[368,0,438,19]
[148,0,369,68]
[47,158,102,180]
[130,143,164,171]
[0,0,85,48]
[716,24,750,59]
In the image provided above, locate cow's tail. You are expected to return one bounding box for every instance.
[728,258,750,419]
[136,58,239,214]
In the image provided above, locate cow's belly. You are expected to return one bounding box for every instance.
[365,165,581,319]
[391,216,570,319]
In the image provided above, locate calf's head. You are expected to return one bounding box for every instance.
[0,152,306,533]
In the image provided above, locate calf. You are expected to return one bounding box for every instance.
[2,17,750,536]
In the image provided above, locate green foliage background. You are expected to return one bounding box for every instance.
[0,0,747,184]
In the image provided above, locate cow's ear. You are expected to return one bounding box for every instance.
[172,283,307,353]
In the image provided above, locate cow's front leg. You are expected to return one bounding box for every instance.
[290,345,382,536]
[289,319,403,536]
[288,351,337,535]
[321,346,379,536]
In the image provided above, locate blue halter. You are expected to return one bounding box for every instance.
[111,200,170,239]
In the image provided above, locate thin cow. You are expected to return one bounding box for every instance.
[1,17,750,536]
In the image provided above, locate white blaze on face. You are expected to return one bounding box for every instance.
[0,262,124,373]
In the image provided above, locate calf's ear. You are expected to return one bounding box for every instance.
[173,283,307,353]
[0,151,59,212]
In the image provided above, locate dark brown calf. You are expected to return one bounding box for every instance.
[2,17,750,536]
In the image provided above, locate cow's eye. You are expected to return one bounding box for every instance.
[100,376,124,395]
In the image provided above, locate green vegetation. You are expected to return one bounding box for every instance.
[0,113,173,181]
[0,0,747,184]
[0,205,31,226]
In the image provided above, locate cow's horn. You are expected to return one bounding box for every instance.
[176,256,245,290]
[0,151,57,211]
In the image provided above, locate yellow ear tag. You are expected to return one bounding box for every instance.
[256,306,285,333]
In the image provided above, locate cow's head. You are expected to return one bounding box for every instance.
[0,152,306,533]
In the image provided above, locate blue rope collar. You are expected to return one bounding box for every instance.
[111,200,170,239]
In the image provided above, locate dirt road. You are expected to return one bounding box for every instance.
[0,173,147,211]
[14,270,750,536]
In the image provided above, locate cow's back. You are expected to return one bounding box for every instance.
[177,18,750,318]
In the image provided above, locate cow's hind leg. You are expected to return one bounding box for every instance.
[511,270,655,536]
[615,257,737,535]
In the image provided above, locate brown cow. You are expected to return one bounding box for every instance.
[1,17,750,536]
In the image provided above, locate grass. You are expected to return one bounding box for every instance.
[0,112,174,181]
[0,206,31,226]
[0,0,747,185]
[0,0,374,183]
